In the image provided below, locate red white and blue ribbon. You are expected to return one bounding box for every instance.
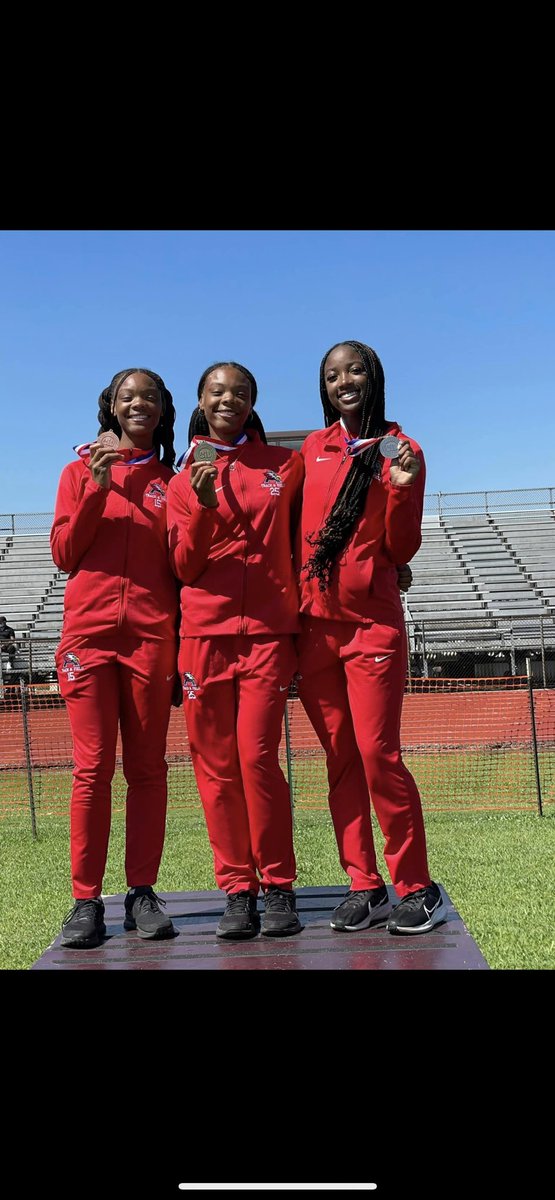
[176,433,248,471]
[339,419,384,458]
[73,443,157,466]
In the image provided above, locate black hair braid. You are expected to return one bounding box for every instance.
[97,367,176,469]
[187,361,268,446]
[304,340,388,591]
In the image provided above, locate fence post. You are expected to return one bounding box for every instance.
[526,658,543,817]
[539,616,547,689]
[405,617,412,692]
[283,699,295,825]
[421,621,429,678]
[20,680,38,838]
[510,628,516,676]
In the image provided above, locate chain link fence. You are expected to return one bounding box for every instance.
[2,669,554,831]
[2,485,554,535]
[2,491,554,829]
[424,486,555,515]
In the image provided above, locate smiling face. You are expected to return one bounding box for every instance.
[112,372,163,449]
[198,365,252,443]
[323,343,369,435]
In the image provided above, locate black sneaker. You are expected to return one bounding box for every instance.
[216,891,261,940]
[387,881,447,935]
[60,898,106,949]
[124,886,175,940]
[261,887,302,937]
[330,885,391,931]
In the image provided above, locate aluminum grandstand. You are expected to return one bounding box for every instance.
[1,477,554,687]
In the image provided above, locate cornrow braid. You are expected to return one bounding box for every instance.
[304,341,388,591]
[97,367,176,469]
[188,361,268,444]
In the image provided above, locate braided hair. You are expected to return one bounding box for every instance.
[304,340,388,591]
[188,361,268,444]
[97,368,176,468]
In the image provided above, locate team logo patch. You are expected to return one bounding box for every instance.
[182,671,200,700]
[61,652,82,681]
[145,482,167,508]
[261,469,284,496]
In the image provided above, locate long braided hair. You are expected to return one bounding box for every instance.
[304,340,388,591]
[188,361,268,444]
[97,368,177,468]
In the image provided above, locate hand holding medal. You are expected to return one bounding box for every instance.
[88,429,124,489]
[191,442,219,508]
[385,437,421,487]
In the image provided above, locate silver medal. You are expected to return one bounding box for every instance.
[379,435,402,459]
[193,443,218,463]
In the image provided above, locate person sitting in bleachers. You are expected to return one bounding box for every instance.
[0,615,16,670]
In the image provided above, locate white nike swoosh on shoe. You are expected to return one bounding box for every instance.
[424,898,441,919]
[374,655,392,662]
[316,456,331,462]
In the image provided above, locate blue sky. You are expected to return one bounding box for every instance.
[1,228,554,513]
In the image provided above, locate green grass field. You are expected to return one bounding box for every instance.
[2,804,554,971]
[2,748,554,818]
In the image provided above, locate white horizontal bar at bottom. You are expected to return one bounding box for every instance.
[178,1187,377,1193]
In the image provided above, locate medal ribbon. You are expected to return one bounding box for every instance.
[73,443,157,466]
[339,419,384,458]
[176,433,248,470]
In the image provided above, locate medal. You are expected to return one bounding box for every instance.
[379,435,402,459]
[193,443,218,463]
[95,431,120,450]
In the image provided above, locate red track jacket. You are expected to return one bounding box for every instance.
[298,420,425,623]
[167,431,304,637]
[51,456,179,641]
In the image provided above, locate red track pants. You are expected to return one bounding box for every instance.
[56,634,176,898]
[297,616,431,897]
[179,634,297,894]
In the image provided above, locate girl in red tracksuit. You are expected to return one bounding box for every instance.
[297,340,446,936]
[51,368,180,949]
[167,361,303,941]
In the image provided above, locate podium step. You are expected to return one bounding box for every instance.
[31,884,489,970]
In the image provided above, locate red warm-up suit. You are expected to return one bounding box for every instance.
[167,431,303,895]
[51,453,179,899]
[297,420,431,897]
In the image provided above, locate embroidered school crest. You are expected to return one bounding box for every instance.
[182,671,200,700]
[261,469,284,496]
[61,652,82,681]
[144,482,167,508]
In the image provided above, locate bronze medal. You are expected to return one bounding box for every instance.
[95,430,121,450]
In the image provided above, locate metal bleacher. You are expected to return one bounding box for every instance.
[407,508,555,654]
[1,492,554,677]
[0,532,67,676]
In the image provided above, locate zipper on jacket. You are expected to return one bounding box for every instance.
[323,452,349,516]
[237,462,249,635]
[117,471,131,628]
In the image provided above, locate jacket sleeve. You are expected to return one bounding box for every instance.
[383,447,426,564]
[166,473,219,584]
[50,464,109,573]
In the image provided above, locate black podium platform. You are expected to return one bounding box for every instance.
[31,884,489,969]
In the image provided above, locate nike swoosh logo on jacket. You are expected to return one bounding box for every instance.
[298,420,425,624]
